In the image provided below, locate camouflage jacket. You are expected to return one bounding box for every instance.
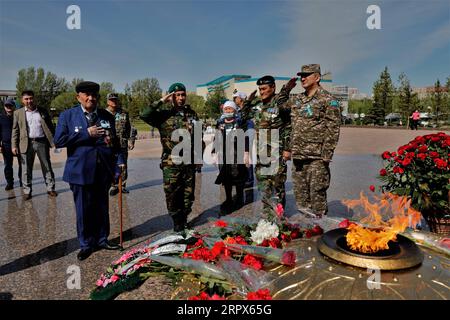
[140,100,200,166]
[106,108,136,149]
[288,87,341,160]
[239,86,292,159]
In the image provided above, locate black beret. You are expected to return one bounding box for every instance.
[75,81,100,93]
[256,75,275,86]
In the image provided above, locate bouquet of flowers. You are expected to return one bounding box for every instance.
[378,132,450,230]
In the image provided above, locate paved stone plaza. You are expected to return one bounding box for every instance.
[0,127,448,300]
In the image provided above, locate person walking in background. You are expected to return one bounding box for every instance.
[0,98,22,190]
[410,110,420,130]
[11,90,57,200]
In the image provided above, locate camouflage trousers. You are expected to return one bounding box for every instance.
[292,159,330,215]
[255,159,287,216]
[162,164,196,218]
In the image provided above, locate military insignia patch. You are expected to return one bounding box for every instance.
[330,100,339,107]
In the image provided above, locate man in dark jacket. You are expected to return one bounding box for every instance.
[0,98,22,190]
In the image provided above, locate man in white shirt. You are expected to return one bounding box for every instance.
[11,90,57,200]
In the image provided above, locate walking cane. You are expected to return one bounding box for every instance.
[118,165,124,250]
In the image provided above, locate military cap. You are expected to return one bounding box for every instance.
[75,81,100,93]
[107,92,119,100]
[168,82,186,93]
[4,98,16,107]
[297,64,321,76]
[257,75,275,86]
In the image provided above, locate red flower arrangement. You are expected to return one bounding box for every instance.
[379,132,450,221]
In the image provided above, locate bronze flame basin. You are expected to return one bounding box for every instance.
[317,228,424,270]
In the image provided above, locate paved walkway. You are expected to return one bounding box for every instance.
[0,127,448,299]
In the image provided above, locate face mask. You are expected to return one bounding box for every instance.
[222,112,235,119]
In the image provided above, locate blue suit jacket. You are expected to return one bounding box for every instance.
[54,105,120,185]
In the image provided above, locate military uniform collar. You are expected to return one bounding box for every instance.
[301,86,324,102]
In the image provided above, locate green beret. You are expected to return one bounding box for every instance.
[168,83,186,93]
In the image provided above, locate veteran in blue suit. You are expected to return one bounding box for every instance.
[54,81,122,261]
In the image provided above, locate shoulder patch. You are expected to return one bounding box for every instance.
[330,100,339,107]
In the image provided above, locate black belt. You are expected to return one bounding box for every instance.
[29,137,46,142]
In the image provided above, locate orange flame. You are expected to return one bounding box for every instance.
[342,192,422,253]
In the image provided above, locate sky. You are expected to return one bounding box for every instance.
[0,0,449,95]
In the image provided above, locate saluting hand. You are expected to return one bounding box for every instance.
[286,77,298,91]
[161,92,174,104]
[248,90,257,102]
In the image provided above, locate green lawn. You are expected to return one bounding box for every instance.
[131,119,151,132]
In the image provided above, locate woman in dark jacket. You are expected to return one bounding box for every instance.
[213,101,249,214]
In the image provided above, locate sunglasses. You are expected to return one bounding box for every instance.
[299,73,314,78]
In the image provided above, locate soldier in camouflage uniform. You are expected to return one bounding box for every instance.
[106,93,137,196]
[289,64,341,218]
[140,83,201,232]
[240,75,297,216]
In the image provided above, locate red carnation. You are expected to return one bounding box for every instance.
[246,289,272,300]
[418,145,428,153]
[429,151,439,158]
[290,229,301,239]
[305,230,313,238]
[434,158,448,169]
[369,185,375,192]
[281,233,291,242]
[281,251,296,267]
[242,254,263,270]
[401,158,412,167]
[379,168,387,176]
[312,225,324,235]
[416,153,427,161]
[215,220,228,228]
[382,151,391,159]
[269,237,281,248]
[393,167,404,174]
[431,136,441,142]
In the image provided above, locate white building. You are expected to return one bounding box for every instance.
[196,74,333,100]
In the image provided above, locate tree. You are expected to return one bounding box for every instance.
[432,79,443,127]
[127,78,162,118]
[67,78,85,92]
[205,85,226,120]
[187,93,206,120]
[16,67,69,109]
[100,82,114,93]
[51,92,78,113]
[397,72,419,127]
[370,67,394,125]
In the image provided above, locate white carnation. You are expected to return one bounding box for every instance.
[250,219,280,244]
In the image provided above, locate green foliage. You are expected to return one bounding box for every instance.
[205,85,226,119]
[187,93,206,119]
[370,67,395,125]
[50,92,78,113]
[16,67,69,110]
[125,78,162,119]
